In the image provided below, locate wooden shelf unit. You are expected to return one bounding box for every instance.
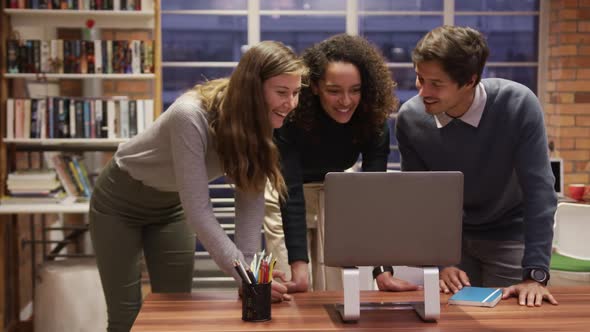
[0,2,162,330]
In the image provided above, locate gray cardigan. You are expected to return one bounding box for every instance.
[115,92,263,282]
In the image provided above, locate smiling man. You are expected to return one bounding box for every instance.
[375,26,558,307]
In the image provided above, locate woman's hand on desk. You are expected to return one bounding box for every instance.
[375,272,421,292]
[502,280,558,307]
[439,267,471,293]
[283,260,309,293]
[237,281,291,303]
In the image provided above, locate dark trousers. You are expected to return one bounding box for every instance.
[458,237,525,287]
[89,160,195,332]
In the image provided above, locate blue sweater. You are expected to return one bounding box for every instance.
[396,78,557,271]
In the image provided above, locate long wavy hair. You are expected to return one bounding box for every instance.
[291,34,399,143]
[192,41,307,198]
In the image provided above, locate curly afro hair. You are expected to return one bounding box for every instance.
[290,34,399,143]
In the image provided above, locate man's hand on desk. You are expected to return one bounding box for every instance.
[375,272,421,291]
[283,260,309,293]
[502,280,558,307]
[439,267,470,293]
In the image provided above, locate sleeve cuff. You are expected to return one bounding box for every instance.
[287,249,310,264]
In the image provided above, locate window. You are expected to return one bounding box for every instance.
[161,0,542,168]
[455,1,540,93]
[161,1,248,108]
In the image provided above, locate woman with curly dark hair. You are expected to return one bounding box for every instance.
[263,34,420,292]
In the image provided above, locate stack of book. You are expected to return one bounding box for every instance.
[2,169,66,204]
[0,152,95,205]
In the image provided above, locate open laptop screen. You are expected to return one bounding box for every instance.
[324,171,463,268]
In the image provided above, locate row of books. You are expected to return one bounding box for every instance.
[5,98,155,139]
[6,39,154,74]
[1,152,92,205]
[6,0,143,10]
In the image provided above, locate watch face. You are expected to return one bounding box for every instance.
[532,269,547,282]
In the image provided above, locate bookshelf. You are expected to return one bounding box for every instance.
[1,0,161,198]
[0,1,162,329]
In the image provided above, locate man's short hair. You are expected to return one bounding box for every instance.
[412,25,490,87]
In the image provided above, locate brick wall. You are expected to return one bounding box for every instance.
[545,0,590,186]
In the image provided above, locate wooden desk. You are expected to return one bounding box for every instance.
[132,286,590,331]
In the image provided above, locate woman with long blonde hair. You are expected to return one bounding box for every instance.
[89,41,307,332]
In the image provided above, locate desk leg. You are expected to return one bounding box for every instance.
[412,267,439,321]
[336,267,360,322]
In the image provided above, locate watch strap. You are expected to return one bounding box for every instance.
[372,266,394,279]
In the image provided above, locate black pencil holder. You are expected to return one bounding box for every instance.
[242,282,271,322]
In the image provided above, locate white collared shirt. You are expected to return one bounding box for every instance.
[434,82,487,128]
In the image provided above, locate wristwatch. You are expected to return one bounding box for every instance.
[372,266,394,279]
[524,268,549,285]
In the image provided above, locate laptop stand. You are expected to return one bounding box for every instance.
[335,266,440,322]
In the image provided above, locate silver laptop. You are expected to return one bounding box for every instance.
[324,171,463,267]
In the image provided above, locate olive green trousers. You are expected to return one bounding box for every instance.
[89,160,195,332]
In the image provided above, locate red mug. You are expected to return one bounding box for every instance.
[568,184,587,201]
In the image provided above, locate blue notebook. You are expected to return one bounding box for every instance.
[448,287,502,307]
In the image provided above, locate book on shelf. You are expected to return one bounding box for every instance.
[44,152,93,199]
[7,169,56,180]
[23,99,31,138]
[70,155,93,197]
[119,98,129,138]
[6,99,14,139]
[448,287,502,308]
[7,181,62,192]
[0,193,67,205]
[7,169,60,188]
[45,152,80,197]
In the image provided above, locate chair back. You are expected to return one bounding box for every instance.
[554,203,590,260]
